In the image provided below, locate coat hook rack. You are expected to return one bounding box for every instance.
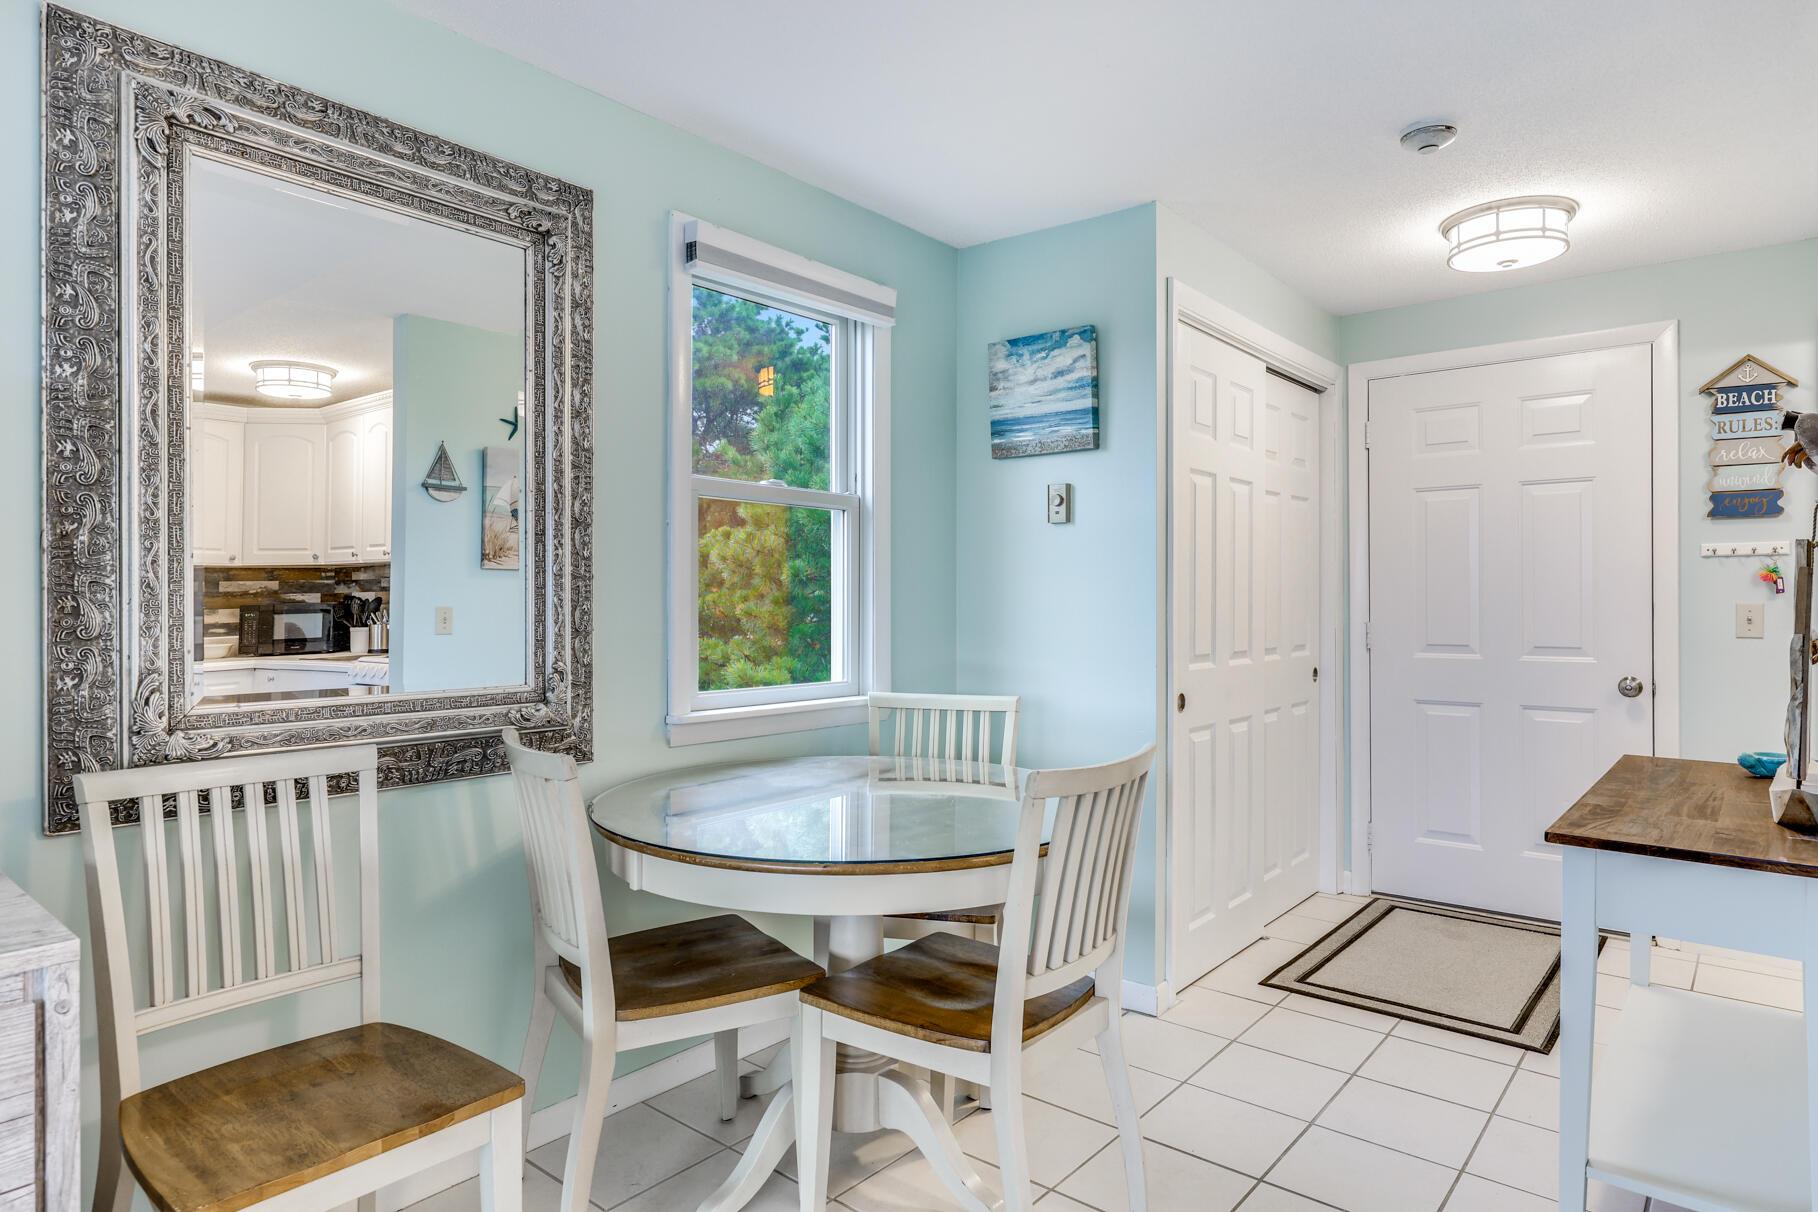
[1701,540,1792,558]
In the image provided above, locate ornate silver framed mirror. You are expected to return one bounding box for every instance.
[41,7,594,833]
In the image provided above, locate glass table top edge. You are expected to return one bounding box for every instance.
[587,754,1045,874]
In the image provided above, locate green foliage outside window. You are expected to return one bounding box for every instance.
[693,286,835,691]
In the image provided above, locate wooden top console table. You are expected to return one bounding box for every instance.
[1547,755,1818,1212]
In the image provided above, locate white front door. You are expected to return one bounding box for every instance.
[1170,320,1321,985]
[1367,344,1654,920]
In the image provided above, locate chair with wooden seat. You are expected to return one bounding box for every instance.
[501,729,824,1212]
[870,692,1021,946]
[797,746,1156,1212]
[867,692,1021,1118]
[78,745,525,1212]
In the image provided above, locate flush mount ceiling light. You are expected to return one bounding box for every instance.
[250,359,337,401]
[1440,195,1579,272]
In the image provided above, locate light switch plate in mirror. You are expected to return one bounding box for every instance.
[40,6,595,834]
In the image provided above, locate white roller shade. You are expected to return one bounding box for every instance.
[682,218,896,327]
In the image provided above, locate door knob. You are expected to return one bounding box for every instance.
[1617,676,1645,699]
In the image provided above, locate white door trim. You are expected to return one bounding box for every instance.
[1345,320,1682,897]
[1161,278,1345,992]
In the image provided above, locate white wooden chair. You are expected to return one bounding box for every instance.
[502,730,824,1212]
[868,692,1020,772]
[870,693,1021,945]
[797,746,1155,1212]
[77,744,525,1212]
[868,693,1022,1117]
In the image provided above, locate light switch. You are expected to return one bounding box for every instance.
[1736,602,1764,639]
[1047,482,1072,524]
[435,606,454,636]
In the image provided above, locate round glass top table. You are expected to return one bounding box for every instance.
[590,754,1040,1212]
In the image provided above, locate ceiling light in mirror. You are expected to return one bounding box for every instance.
[251,359,337,400]
[1440,195,1578,272]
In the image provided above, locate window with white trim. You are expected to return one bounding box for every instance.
[666,217,892,744]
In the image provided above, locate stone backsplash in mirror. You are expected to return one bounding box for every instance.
[193,564,390,656]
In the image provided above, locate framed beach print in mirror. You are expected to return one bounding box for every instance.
[40,7,593,833]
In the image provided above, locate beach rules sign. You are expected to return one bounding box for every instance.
[1701,355,1798,518]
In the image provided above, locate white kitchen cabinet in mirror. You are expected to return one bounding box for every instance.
[325,415,364,561]
[191,416,244,565]
[192,395,393,567]
[358,407,393,561]
[41,7,593,833]
[242,421,326,564]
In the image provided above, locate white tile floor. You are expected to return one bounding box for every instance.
[409,895,1803,1212]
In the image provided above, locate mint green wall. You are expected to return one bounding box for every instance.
[0,0,957,1193]
[391,315,527,693]
[1341,239,1818,764]
[954,205,1339,986]
[1157,203,1341,361]
[954,206,1162,977]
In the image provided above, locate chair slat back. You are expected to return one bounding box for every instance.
[992,746,1155,1037]
[500,730,613,1010]
[868,693,1020,771]
[76,745,381,1100]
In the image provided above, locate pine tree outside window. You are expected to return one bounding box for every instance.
[666,217,892,743]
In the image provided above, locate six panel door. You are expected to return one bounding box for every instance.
[1366,345,1654,920]
[1170,321,1321,985]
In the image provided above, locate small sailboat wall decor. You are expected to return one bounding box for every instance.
[421,441,468,501]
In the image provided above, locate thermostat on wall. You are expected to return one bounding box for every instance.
[1048,483,1072,524]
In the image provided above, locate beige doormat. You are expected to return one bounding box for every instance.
[1261,898,1597,1053]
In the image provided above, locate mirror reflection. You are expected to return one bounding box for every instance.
[185,156,529,708]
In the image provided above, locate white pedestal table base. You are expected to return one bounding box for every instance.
[702,914,999,1212]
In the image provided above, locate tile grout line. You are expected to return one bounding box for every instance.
[1433,1034,1525,1210]
[526,1074,785,1211]
[1019,1004,1461,1204]
[987,1032,1198,1209]
[1212,1025,1526,1120]
[1240,1017,1401,1208]
[1175,1045,1512,1127]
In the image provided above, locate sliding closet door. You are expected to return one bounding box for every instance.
[1170,320,1321,985]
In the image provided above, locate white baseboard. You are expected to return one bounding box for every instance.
[376,1020,792,1212]
[1121,979,1175,1017]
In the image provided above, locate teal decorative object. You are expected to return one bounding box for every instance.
[1739,751,1787,778]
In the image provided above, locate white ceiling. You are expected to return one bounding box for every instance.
[190,156,524,407]
[395,0,1818,314]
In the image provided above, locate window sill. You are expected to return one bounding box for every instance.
[666,695,869,747]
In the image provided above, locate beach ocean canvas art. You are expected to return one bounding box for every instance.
[988,325,1100,459]
[480,445,521,569]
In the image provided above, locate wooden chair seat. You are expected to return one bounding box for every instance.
[799,932,1095,1053]
[891,905,1000,926]
[117,1023,523,1212]
[557,914,823,1021]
